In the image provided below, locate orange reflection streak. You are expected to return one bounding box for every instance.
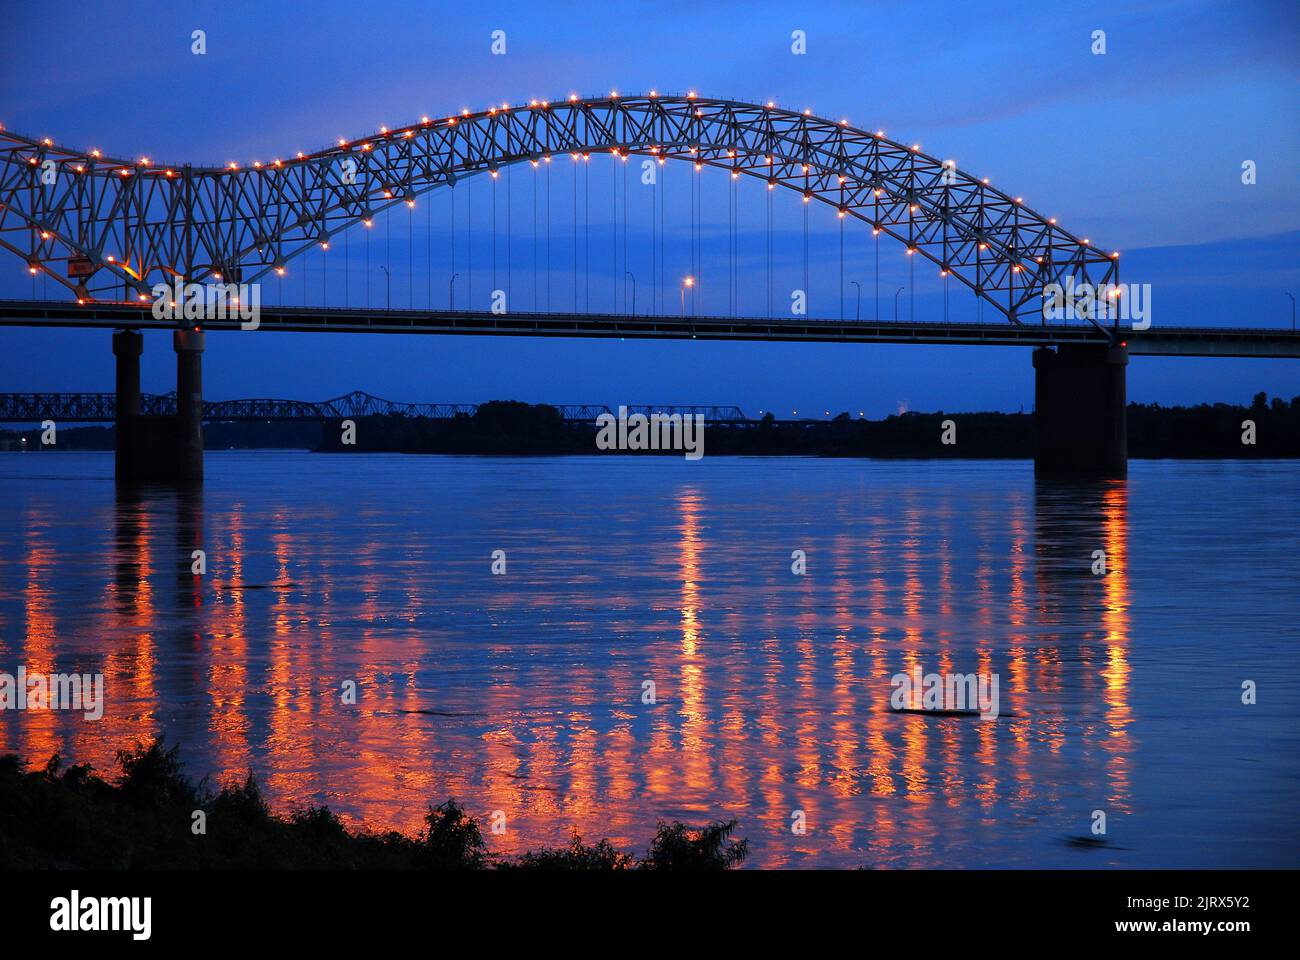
[755,570,789,867]
[859,508,899,865]
[1100,482,1133,809]
[17,504,58,764]
[207,504,250,778]
[1006,509,1034,805]
[897,494,930,804]
[71,495,155,772]
[674,488,712,798]
[264,516,315,809]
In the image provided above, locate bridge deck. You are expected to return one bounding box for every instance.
[1,300,1296,358]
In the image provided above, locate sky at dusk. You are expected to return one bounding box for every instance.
[1,0,1297,417]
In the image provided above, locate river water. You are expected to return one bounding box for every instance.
[1,452,1297,867]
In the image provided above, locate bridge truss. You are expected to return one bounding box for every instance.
[0,94,1118,329]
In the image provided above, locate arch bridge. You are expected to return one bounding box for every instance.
[0,94,1291,481]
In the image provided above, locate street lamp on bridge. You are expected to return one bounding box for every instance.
[379,265,391,311]
[894,286,904,322]
[680,276,695,317]
[449,272,459,310]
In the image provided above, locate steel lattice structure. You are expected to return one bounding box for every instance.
[0,95,1118,329]
[0,391,750,423]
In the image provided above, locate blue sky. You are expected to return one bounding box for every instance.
[1,0,1297,415]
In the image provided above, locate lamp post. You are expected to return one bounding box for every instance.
[894,286,904,322]
[380,265,391,311]
[1287,292,1295,332]
[626,271,636,316]
[449,272,459,310]
[680,276,695,317]
[850,280,861,321]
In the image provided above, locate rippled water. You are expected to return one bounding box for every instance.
[1,452,1297,868]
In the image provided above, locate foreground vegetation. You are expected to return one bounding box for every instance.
[0,741,747,870]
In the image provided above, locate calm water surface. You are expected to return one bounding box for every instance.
[1,452,1297,868]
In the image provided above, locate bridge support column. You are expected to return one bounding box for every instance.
[112,330,143,483]
[173,328,205,483]
[1033,344,1127,478]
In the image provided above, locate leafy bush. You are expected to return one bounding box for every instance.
[0,739,747,870]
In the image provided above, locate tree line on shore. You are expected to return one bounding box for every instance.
[5,392,1296,458]
[0,740,748,870]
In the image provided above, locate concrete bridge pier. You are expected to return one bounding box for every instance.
[111,328,205,484]
[112,329,142,482]
[173,328,205,483]
[1033,343,1128,478]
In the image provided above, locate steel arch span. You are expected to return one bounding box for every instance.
[0,94,1118,328]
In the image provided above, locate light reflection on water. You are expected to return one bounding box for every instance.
[1,452,1297,868]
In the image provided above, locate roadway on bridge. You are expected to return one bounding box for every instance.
[1,300,1297,358]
